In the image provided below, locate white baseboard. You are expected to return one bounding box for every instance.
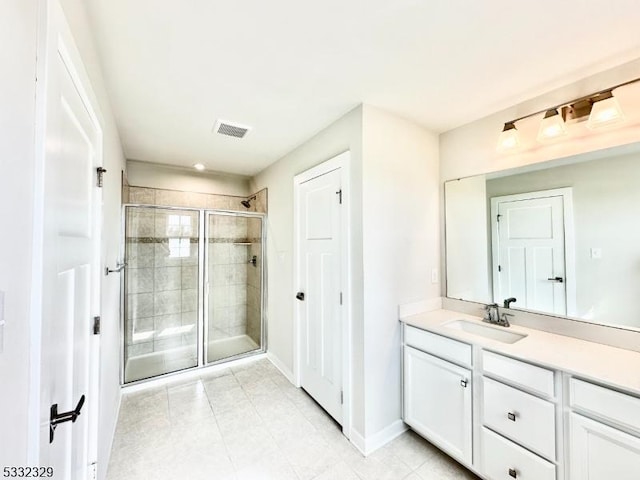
[99,389,122,480]
[267,351,296,385]
[398,297,442,319]
[350,419,408,456]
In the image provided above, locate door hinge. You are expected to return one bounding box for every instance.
[497,214,502,222]
[498,265,502,273]
[96,167,107,188]
[339,292,343,305]
[340,391,344,404]
[89,463,97,480]
[336,189,342,204]
[93,316,101,335]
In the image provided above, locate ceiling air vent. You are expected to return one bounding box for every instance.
[214,120,251,139]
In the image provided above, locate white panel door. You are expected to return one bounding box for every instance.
[569,413,640,480]
[297,167,343,423]
[494,194,567,315]
[38,4,102,478]
[403,346,472,464]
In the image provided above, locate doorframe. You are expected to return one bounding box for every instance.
[29,0,105,466]
[293,151,352,438]
[490,187,577,316]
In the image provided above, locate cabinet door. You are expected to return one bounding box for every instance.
[404,346,472,464]
[569,413,640,480]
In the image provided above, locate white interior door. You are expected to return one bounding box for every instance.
[38,3,102,478]
[492,191,568,315]
[296,167,343,424]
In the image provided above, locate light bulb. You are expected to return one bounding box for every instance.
[193,163,205,171]
[537,109,568,142]
[497,122,521,152]
[587,91,625,129]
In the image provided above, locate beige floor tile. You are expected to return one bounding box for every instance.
[107,357,480,480]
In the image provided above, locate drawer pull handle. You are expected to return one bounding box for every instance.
[507,412,517,422]
[460,379,468,388]
[508,468,517,478]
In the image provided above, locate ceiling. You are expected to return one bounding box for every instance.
[85,0,640,176]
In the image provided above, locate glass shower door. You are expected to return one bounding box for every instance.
[124,207,200,382]
[205,212,263,363]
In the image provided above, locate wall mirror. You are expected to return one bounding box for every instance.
[444,143,640,331]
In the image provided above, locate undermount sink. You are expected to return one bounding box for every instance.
[444,320,527,344]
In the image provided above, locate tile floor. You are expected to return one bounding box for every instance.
[107,358,480,480]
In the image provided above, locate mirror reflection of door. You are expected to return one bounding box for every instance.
[491,189,575,316]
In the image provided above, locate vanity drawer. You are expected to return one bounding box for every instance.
[405,325,471,366]
[483,377,556,460]
[482,427,556,480]
[483,350,555,398]
[570,378,640,433]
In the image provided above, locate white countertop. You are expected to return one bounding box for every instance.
[401,309,640,396]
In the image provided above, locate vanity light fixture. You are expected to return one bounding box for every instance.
[193,163,205,171]
[497,76,640,152]
[497,122,521,152]
[587,90,625,129]
[537,109,568,142]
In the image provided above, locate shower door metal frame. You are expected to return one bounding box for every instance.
[119,204,267,386]
[203,210,267,366]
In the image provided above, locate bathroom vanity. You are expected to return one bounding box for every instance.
[401,309,640,480]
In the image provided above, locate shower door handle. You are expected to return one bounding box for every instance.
[296,292,305,301]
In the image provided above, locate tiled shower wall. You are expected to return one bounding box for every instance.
[125,208,200,359]
[208,214,250,341]
[125,185,267,214]
[247,217,262,345]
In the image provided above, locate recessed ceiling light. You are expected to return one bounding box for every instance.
[193,163,205,171]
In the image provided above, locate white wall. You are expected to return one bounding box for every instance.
[50,1,127,477]
[250,106,366,432]
[361,105,440,437]
[440,58,640,182]
[0,0,39,465]
[127,160,251,196]
[251,104,440,445]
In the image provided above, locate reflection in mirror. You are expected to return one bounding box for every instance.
[445,148,640,331]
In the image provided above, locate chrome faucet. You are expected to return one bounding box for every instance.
[483,303,513,327]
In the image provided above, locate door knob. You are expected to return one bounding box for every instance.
[50,394,85,443]
[296,292,305,301]
[547,276,564,283]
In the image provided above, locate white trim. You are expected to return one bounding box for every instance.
[293,151,352,438]
[490,187,577,316]
[350,420,408,456]
[398,297,443,319]
[101,390,122,480]
[267,351,296,384]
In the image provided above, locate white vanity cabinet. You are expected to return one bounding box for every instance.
[567,378,640,480]
[480,351,559,480]
[401,317,640,480]
[403,326,473,465]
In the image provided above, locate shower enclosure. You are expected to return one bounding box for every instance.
[122,206,265,383]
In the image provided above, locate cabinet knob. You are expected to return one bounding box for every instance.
[508,468,517,478]
[507,412,517,422]
[460,379,468,388]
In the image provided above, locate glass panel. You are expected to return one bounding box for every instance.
[124,207,199,382]
[206,213,263,363]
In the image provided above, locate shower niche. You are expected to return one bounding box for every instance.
[123,206,265,383]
